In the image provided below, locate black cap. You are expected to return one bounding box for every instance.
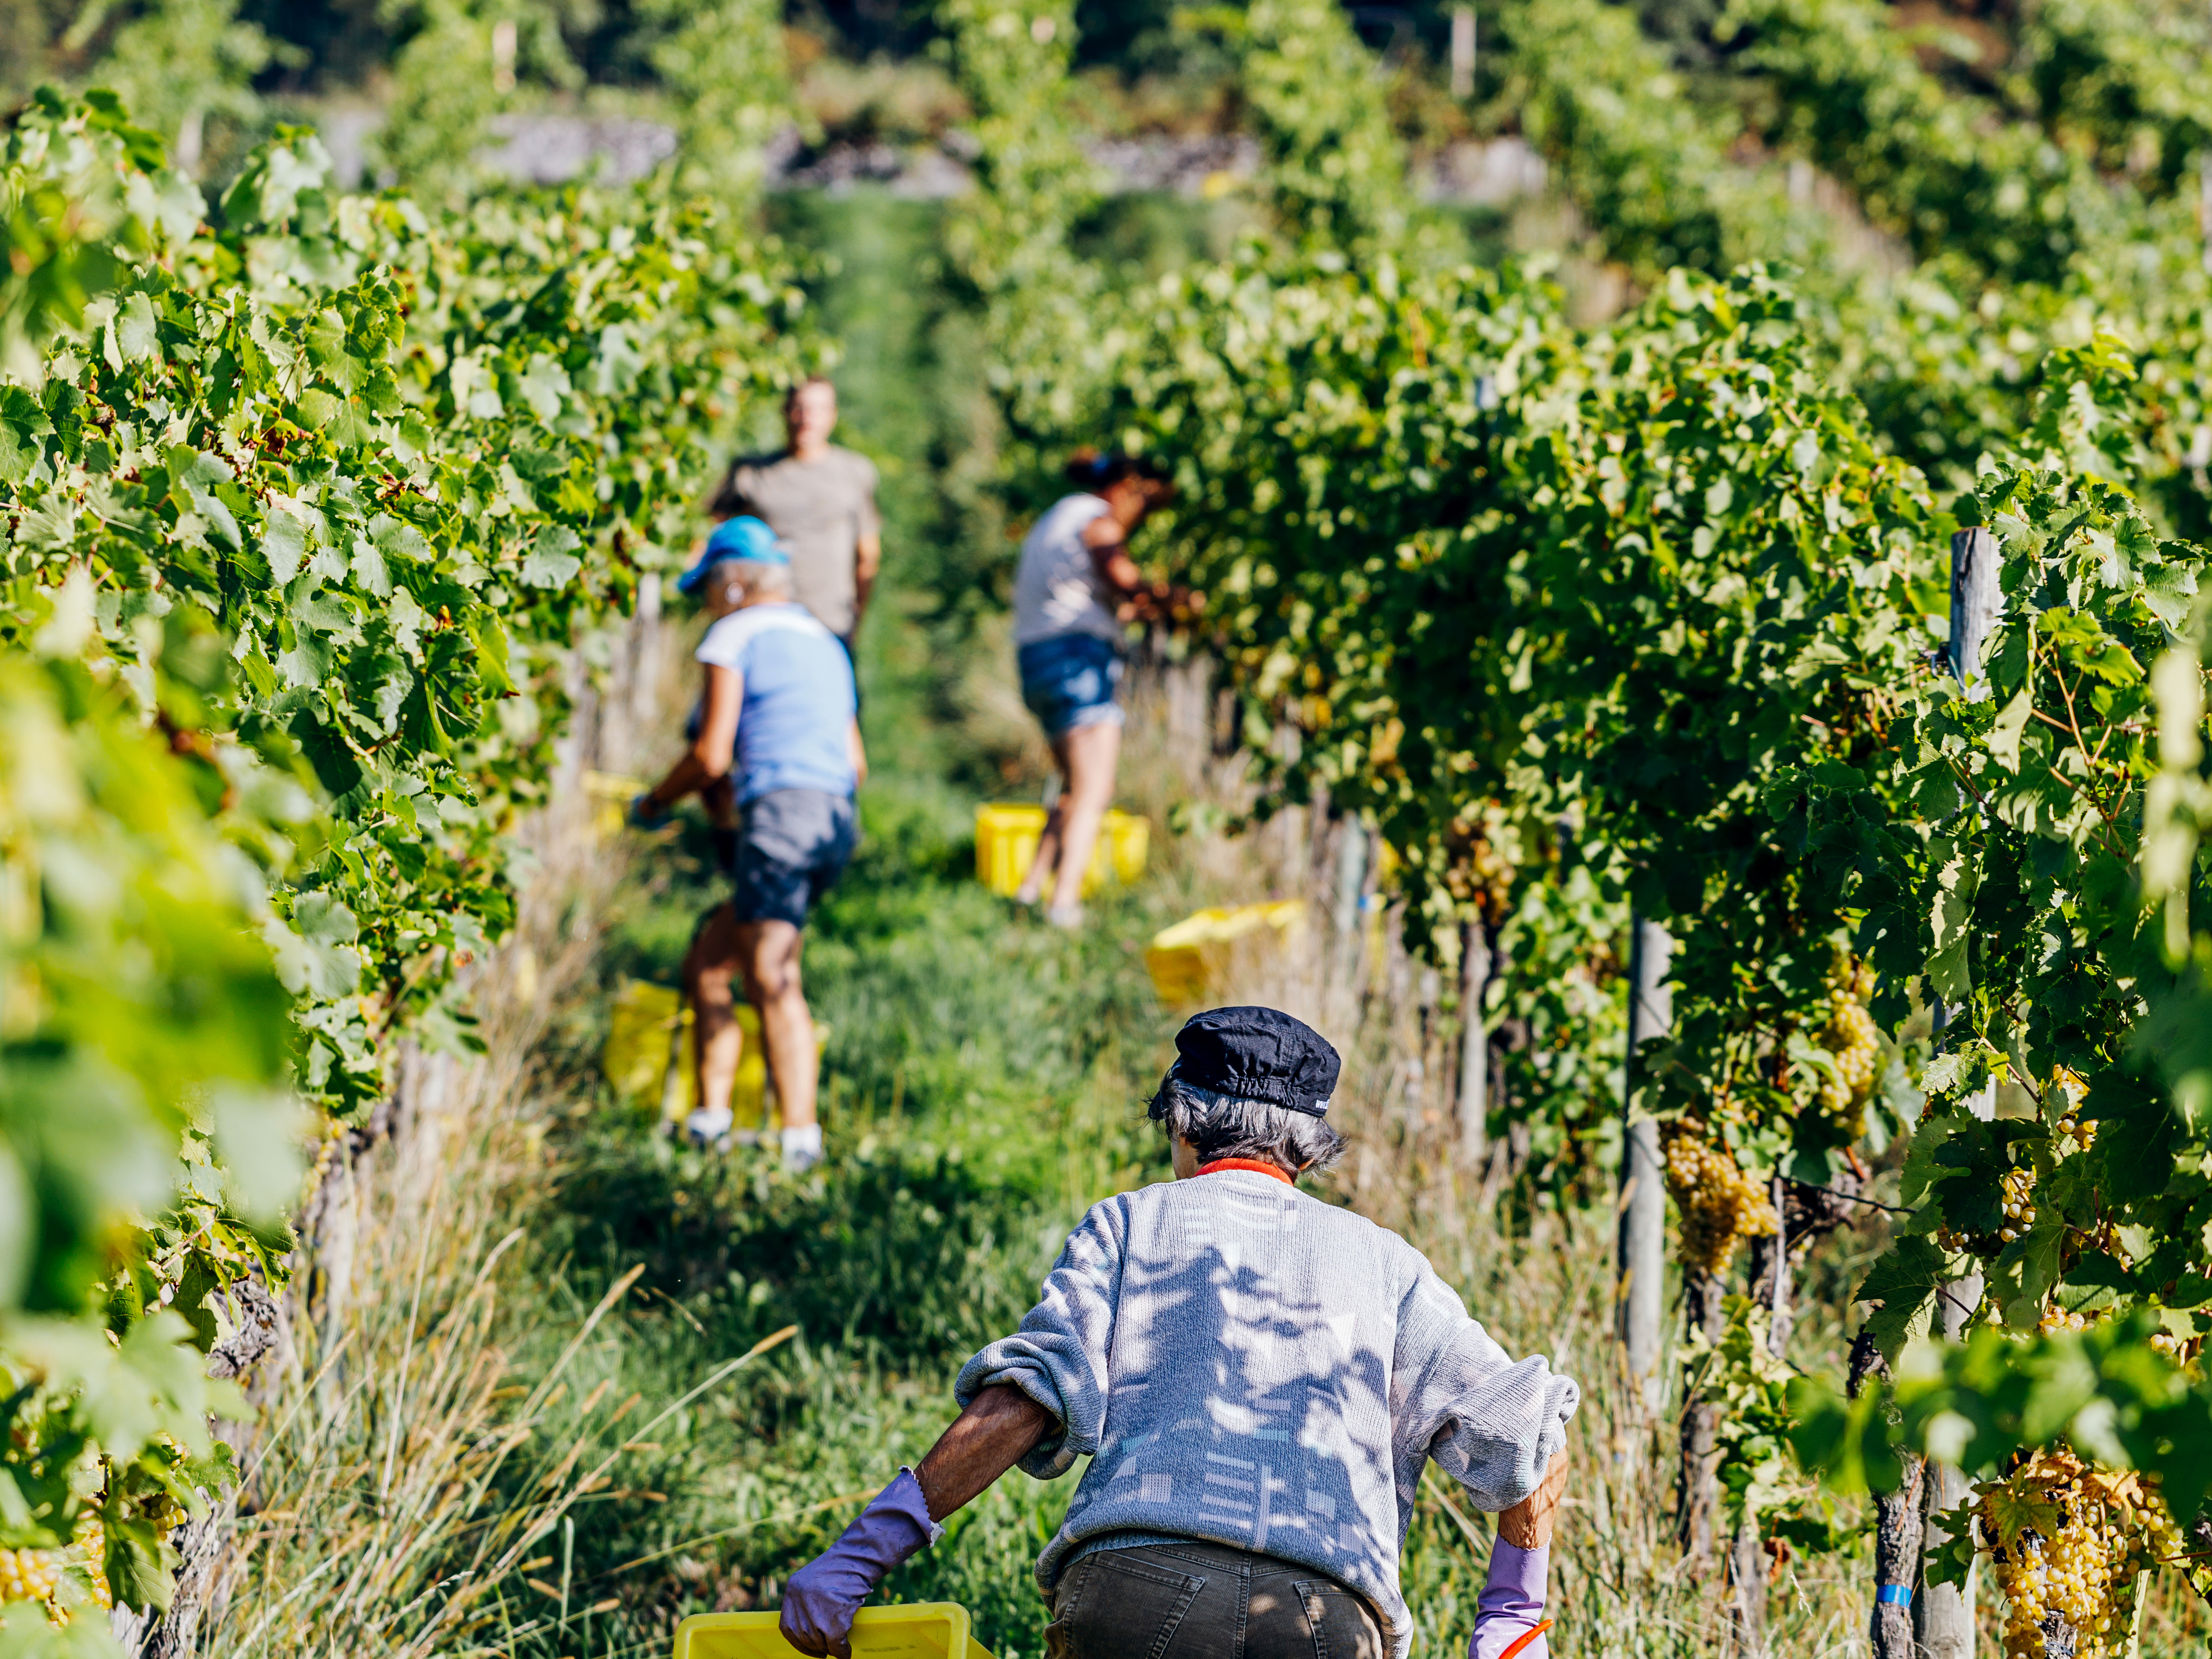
[1167,1006,1340,1117]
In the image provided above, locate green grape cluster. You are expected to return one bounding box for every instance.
[1815,952,1879,1133]
[0,1548,61,1608]
[1662,1120,1779,1276]
[1981,1452,2185,1659]
[74,1513,111,1612]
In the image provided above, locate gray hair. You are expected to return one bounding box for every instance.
[704,557,793,600]
[1147,1076,1345,1173]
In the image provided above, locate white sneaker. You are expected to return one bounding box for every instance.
[1044,902,1087,930]
[781,1122,823,1173]
[683,1105,734,1148]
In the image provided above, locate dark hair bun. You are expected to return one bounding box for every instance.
[1064,448,1164,488]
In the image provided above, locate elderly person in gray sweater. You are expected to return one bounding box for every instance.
[780,1007,1578,1659]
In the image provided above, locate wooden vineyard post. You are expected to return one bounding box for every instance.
[1855,1332,1926,1659]
[1333,815,1369,960]
[1951,527,1999,698]
[1617,915,1670,1414]
[2202,149,2212,275]
[1917,1256,1987,1659]
[1449,5,1476,98]
[1905,526,2004,1659]
[1458,918,1492,1179]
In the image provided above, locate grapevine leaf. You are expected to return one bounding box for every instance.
[1918,1050,1970,1098]
[169,1253,221,1351]
[113,291,158,364]
[521,526,584,590]
[1855,1236,1951,1360]
[104,1514,178,1614]
[2088,1084,2180,1203]
[518,353,571,421]
[1922,1501,1978,1587]
[263,893,361,999]
[593,322,644,393]
[0,385,51,486]
[2059,1250,2136,1292]
[206,1085,307,1222]
[1979,1482,2062,1546]
[1984,686,2032,772]
[263,506,310,586]
[350,536,392,598]
[371,513,432,564]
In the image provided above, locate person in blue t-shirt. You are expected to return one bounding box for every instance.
[631,516,865,1171]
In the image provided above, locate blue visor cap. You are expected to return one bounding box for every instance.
[677,515,789,595]
[1168,1006,1341,1116]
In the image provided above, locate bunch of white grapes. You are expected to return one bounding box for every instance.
[0,1549,62,1609]
[1662,1120,1779,1276]
[2000,1166,2040,1245]
[1815,952,1880,1134]
[1981,1451,2185,1659]
[75,1512,112,1615]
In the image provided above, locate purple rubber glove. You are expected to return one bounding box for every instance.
[779,1468,943,1657]
[1469,1540,1550,1659]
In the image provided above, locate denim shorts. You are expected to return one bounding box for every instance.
[709,788,857,928]
[1018,632,1126,741]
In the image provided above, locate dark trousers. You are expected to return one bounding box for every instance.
[1045,1539,1388,1659]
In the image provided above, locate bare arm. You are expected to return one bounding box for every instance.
[911,1384,1056,1522]
[853,528,881,626]
[1082,501,1198,623]
[1081,511,1154,600]
[644,663,741,809]
[1497,1448,1570,1549]
[847,717,867,789]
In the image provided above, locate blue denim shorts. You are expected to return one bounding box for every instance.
[1018,633,1126,741]
[708,788,858,928]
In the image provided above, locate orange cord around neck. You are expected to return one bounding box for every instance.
[1195,1158,1294,1185]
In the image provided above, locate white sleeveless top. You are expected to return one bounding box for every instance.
[1013,493,1119,647]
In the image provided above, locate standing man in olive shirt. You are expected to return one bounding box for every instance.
[709,378,882,662]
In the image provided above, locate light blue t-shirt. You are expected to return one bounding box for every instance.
[694,603,858,805]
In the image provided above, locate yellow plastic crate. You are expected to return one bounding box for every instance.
[602,978,773,1129]
[673,1603,993,1658]
[974,804,1149,898]
[1143,900,1309,1005]
[583,769,648,837]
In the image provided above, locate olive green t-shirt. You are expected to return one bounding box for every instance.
[707,446,881,638]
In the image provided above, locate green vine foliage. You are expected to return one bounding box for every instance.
[929,0,1127,491]
[1498,0,1737,278]
[1865,352,2212,1355]
[2011,0,2212,195]
[1092,239,2212,1514]
[637,0,799,208]
[1238,0,1412,255]
[1721,0,2130,279]
[0,90,807,1631]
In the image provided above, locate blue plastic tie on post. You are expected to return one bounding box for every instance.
[1876,1585,1914,1606]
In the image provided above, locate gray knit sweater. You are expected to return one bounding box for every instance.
[955,1169,1580,1659]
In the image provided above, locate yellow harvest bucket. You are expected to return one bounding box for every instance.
[673,1603,993,1658]
[583,770,648,837]
[1143,900,1309,1005]
[974,804,1149,898]
[602,979,773,1130]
